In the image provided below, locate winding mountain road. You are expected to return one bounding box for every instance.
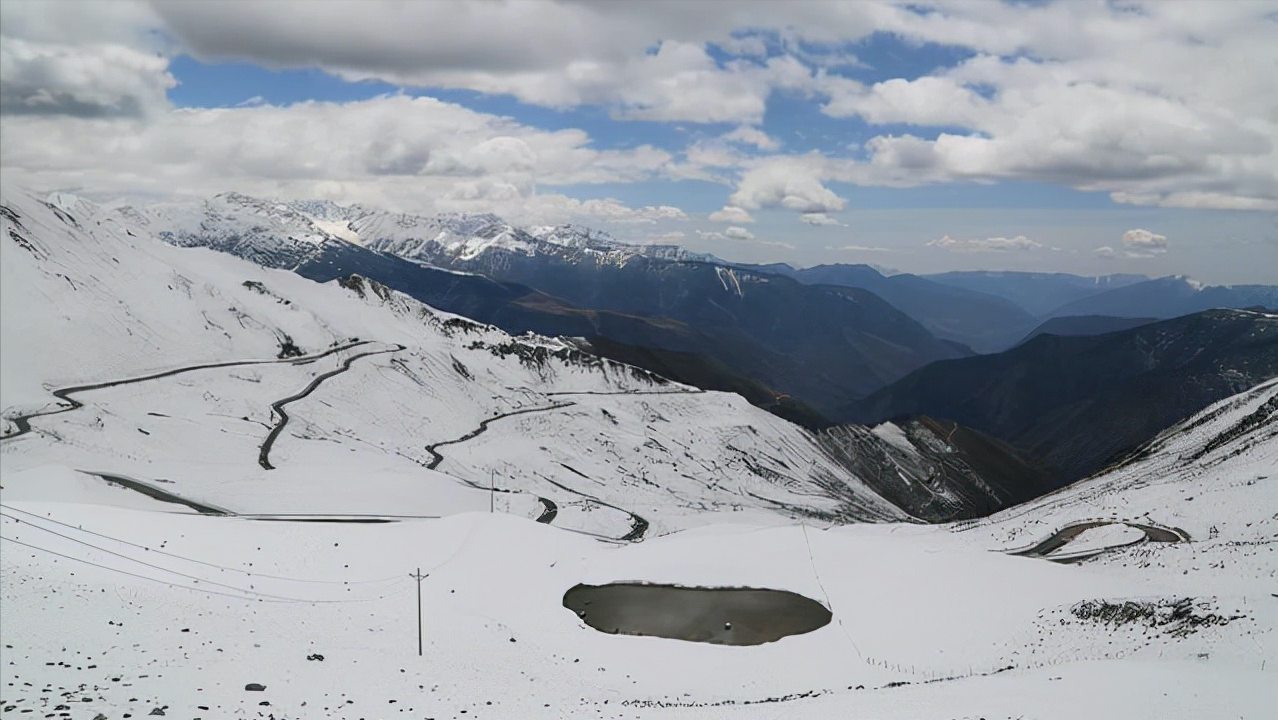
[1006,520,1188,563]
[258,343,405,469]
[422,396,651,541]
[2,340,373,442]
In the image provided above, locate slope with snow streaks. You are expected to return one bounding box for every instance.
[1,189,907,536]
[957,376,1278,579]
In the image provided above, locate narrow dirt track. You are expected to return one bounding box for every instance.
[258,343,405,469]
[1007,520,1188,563]
[423,398,650,541]
[2,341,372,442]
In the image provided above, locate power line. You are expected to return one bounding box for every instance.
[0,518,402,604]
[0,504,401,585]
[800,522,864,661]
[0,535,403,605]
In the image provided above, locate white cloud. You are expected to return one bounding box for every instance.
[1121,228,1168,254]
[722,125,779,151]
[728,155,846,214]
[3,0,1276,227]
[724,226,754,241]
[152,0,826,124]
[0,38,175,118]
[1096,228,1169,259]
[829,243,891,252]
[823,75,989,129]
[1,0,162,47]
[800,212,842,226]
[818,1,1278,210]
[1110,191,1278,211]
[926,234,1042,253]
[0,95,679,226]
[707,205,754,223]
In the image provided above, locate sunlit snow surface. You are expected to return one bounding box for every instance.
[1,190,1274,718]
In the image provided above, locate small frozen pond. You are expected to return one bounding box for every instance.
[563,582,832,646]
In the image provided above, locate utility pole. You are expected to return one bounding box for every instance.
[409,567,428,656]
[490,469,495,513]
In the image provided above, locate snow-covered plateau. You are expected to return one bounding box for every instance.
[1,190,1274,719]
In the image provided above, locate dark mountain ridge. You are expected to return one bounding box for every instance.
[847,309,1278,485]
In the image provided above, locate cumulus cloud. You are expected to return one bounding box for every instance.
[1122,228,1168,254]
[1097,228,1169,259]
[3,0,1276,224]
[0,95,680,226]
[813,3,1278,210]
[724,226,754,240]
[728,155,846,214]
[152,0,823,124]
[0,38,175,118]
[799,212,842,226]
[823,75,989,129]
[721,125,779,151]
[926,235,1042,253]
[707,205,754,223]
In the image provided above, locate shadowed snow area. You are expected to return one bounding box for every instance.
[563,582,832,645]
[1,191,1275,718]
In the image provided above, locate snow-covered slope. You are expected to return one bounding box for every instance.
[2,375,1273,718]
[1,189,913,540]
[2,188,1274,719]
[123,192,351,270]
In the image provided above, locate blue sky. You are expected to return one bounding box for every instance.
[2,1,1275,282]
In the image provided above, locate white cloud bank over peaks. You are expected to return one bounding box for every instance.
[0,94,681,226]
[927,235,1042,253]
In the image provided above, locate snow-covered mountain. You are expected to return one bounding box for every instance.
[350,209,716,267]
[123,192,350,270]
[2,184,1273,718]
[118,192,967,419]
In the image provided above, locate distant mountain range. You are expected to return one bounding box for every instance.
[847,309,1278,485]
[737,263,1040,353]
[116,191,1278,504]
[1045,275,1278,319]
[923,270,1150,317]
[1017,315,1159,345]
[141,194,967,418]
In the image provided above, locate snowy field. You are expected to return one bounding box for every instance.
[2,191,1275,718]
